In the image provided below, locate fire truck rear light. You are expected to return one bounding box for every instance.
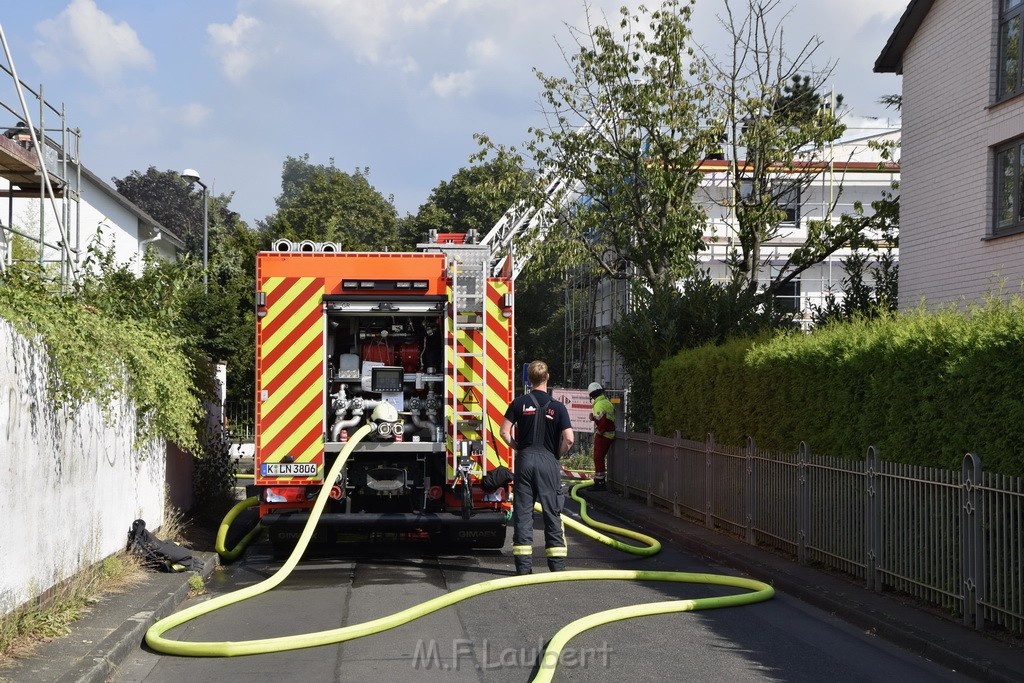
[428,485,443,500]
[265,487,306,503]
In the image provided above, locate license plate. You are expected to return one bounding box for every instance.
[261,462,319,477]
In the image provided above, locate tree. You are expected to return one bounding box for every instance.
[400,156,530,246]
[710,0,849,300]
[111,168,259,406]
[113,167,206,258]
[475,0,720,292]
[260,155,401,251]
[470,0,859,427]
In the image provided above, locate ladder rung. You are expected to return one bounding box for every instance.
[455,381,484,387]
[456,352,484,358]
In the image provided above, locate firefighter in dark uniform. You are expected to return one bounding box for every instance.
[500,360,574,575]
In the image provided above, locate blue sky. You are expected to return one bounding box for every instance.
[0,0,903,229]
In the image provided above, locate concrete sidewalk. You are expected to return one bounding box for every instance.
[581,487,1023,683]
[0,552,217,683]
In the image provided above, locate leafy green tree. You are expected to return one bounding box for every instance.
[111,168,259,407]
[260,155,401,251]
[474,0,720,292]
[400,156,530,247]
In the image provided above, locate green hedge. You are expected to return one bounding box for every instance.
[654,299,1024,477]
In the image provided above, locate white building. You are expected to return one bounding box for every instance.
[876,0,1024,308]
[700,128,901,324]
[0,106,181,283]
[570,127,901,390]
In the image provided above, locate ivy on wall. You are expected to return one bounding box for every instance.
[0,244,203,454]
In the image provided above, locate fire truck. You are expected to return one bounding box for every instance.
[253,231,518,550]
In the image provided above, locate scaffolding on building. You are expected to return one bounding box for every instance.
[561,126,900,411]
[0,23,82,291]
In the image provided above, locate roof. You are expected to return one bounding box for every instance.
[875,0,935,74]
[79,165,185,250]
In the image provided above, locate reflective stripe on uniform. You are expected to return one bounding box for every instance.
[512,545,533,556]
[601,430,616,439]
[545,546,567,557]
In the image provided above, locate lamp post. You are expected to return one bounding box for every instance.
[180,168,209,293]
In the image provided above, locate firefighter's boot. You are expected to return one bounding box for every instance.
[545,545,566,572]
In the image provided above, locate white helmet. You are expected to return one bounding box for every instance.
[587,382,603,395]
[371,401,399,423]
[370,401,400,438]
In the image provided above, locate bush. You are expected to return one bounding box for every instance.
[655,298,1024,477]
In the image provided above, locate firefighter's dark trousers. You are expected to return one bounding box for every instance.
[511,447,566,573]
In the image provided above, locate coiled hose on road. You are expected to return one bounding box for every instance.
[146,425,774,682]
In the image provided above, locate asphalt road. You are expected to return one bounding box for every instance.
[114,500,971,683]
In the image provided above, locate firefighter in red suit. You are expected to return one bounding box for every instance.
[588,382,615,491]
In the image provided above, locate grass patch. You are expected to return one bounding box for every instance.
[0,551,147,663]
[158,503,191,545]
[562,445,595,472]
[187,574,207,598]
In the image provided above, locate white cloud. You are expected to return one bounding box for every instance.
[178,103,212,127]
[31,0,154,82]
[208,14,262,83]
[431,70,476,98]
[290,0,450,63]
[467,39,498,63]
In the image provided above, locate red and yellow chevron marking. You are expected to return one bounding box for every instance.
[256,275,325,482]
[445,279,513,481]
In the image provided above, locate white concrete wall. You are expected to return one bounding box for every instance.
[0,317,166,617]
[900,0,1024,308]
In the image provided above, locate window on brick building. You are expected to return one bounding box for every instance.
[994,137,1024,236]
[999,0,1024,100]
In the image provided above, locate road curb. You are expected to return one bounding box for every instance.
[58,551,218,683]
[582,489,1022,683]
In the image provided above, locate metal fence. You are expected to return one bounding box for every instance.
[224,400,255,443]
[610,431,1024,635]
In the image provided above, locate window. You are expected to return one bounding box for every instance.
[774,279,801,314]
[776,185,800,225]
[999,0,1024,100]
[994,138,1024,236]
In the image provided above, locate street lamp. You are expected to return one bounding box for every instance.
[180,168,208,293]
